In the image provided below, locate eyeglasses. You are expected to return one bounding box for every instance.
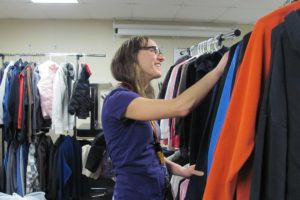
[140,46,162,55]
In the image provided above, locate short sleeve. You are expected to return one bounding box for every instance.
[103,88,139,120]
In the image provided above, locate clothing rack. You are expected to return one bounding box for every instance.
[0,52,106,166]
[0,53,105,57]
[284,0,298,5]
[0,52,105,76]
[180,28,241,57]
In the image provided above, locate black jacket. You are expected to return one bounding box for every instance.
[185,45,234,200]
[85,132,106,172]
[251,9,300,200]
[68,64,91,119]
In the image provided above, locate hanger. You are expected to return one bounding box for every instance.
[83,54,86,64]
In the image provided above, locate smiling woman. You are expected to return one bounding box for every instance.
[101,35,228,199]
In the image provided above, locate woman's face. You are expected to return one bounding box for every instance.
[137,39,165,83]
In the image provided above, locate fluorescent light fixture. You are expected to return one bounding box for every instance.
[31,0,78,3]
[113,23,233,38]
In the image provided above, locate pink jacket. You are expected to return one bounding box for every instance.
[37,60,59,119]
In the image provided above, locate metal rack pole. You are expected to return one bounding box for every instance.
[0,53,106,58]
[180,28,241,56]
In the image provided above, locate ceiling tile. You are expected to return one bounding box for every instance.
[0,2,45,18]
[80,0,184,4]
[80,0,135,3]
[217,7,273,24]
[0,0,289,24]
[0,0,30,2]
[182,0,238,7]
[234,0,283,9]
[132,0,184,5]
[175,5,227,22]
[36,4,89,19]
[84,3,132,19]
[132,4,180,21]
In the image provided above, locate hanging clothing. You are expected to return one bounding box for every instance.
[47,135,82,200]
[160,56,195,145]
[0,57,92,199]
[35,134,53,193]
[37,60,60,119]
[250,9,300,200]
[52,63,74,134]
[26,143,40,194]
[5,142,17,195]
[185,44,237,200]
[47,135,64,200]
[185,48,227,165]
[0,61,14,125]
[68,63,91,119]
[31,66,44,134]
[207,43,241,174]
[203,2,300,200]
[25,65,33,143]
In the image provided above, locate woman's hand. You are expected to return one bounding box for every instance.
[177,164,204,178]
[165,158,204,178]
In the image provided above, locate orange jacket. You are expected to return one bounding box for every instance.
[203,2,300,200]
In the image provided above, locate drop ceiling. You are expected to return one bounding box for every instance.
[0,0,285,24]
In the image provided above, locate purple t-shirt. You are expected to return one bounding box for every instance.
[101,87,166,199]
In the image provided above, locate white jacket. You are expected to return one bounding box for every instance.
[51,64,74,134]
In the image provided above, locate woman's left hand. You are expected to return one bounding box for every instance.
[179,164,204,178]
[165,158,204,178]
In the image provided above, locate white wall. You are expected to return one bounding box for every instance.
[0,19,252,127]
[0,19,253,85]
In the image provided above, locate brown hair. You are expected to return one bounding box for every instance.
[111,36,155,98]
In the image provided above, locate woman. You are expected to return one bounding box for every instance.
[102,36,229,199]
